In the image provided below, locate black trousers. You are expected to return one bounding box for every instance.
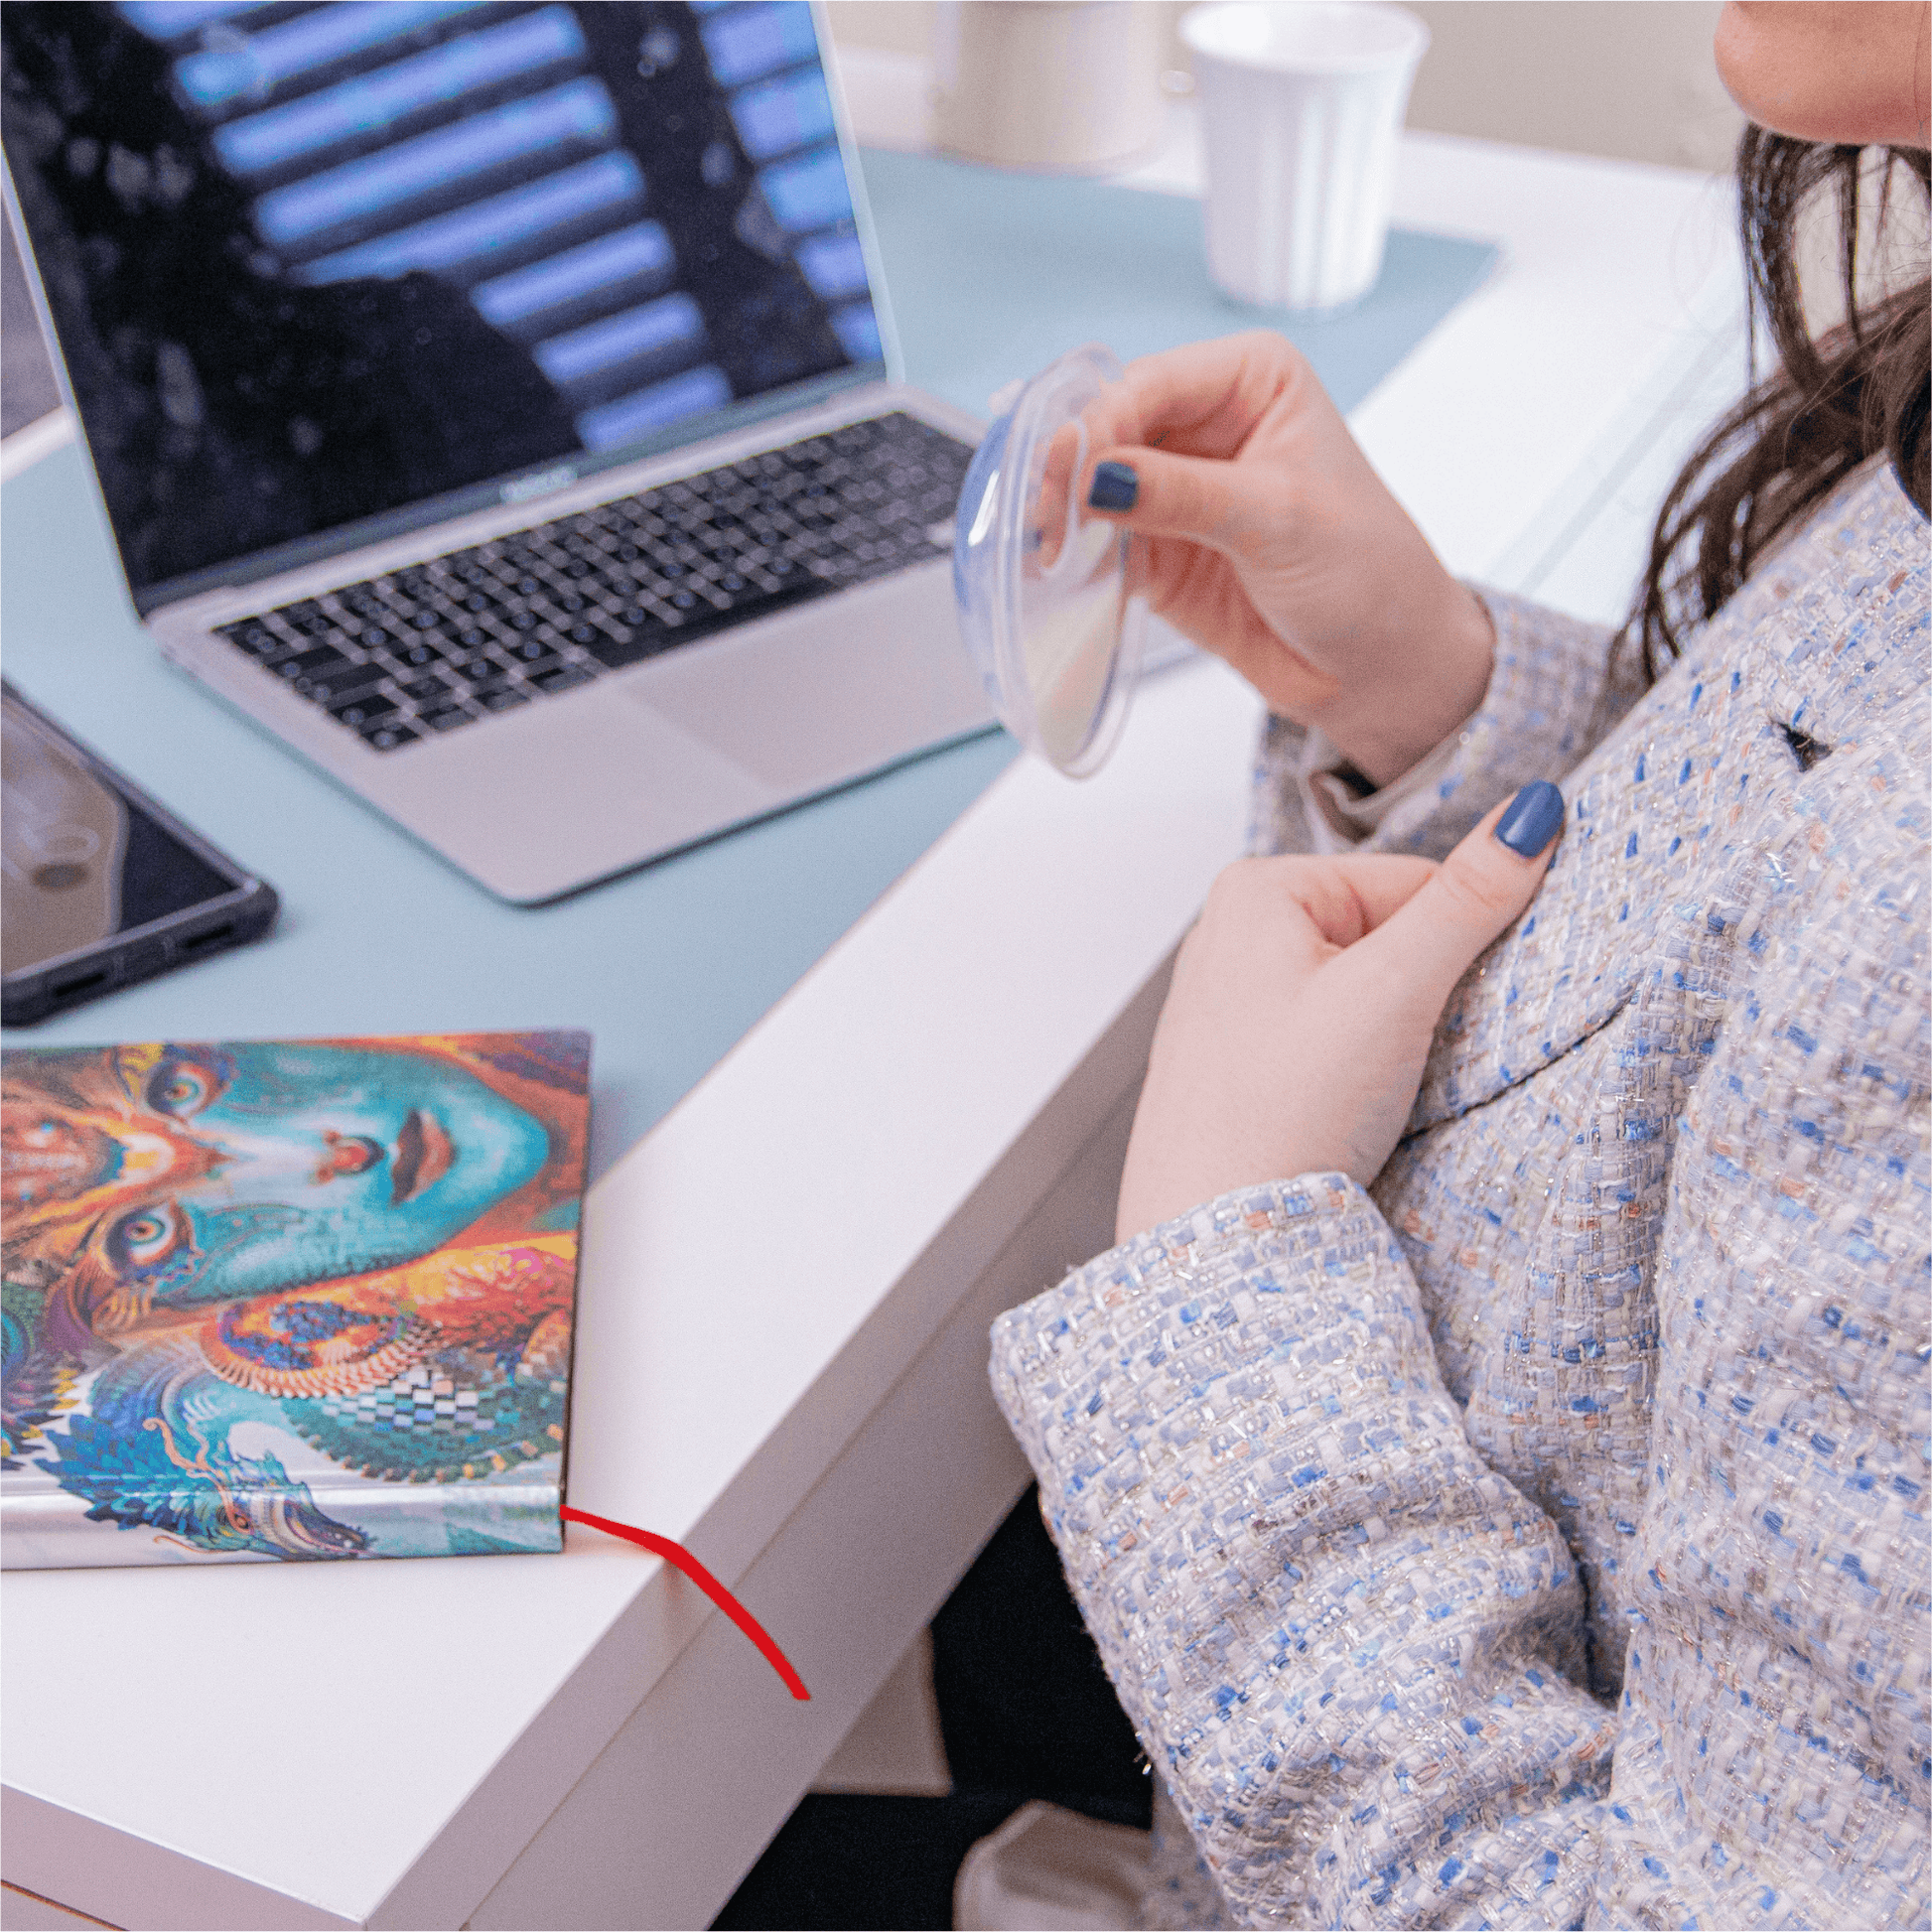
[712,1485,1149,1931]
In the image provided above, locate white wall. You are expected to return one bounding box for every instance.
[824,1,1746,174]
[1401,2,1741,173]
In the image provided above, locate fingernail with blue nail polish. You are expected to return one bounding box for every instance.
[1494,779,1565,857]
[1088,461,1139,512]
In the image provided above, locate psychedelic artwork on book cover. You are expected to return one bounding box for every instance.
[1,1031,590,1567]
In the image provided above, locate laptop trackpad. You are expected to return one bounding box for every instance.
[622,583,975,792]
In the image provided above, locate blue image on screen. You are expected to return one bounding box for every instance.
[729,68,836,161]
[6,1,881,594]
[697,2,819,88]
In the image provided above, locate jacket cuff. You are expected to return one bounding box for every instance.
[1249,587,1633,860]
[988,1173,1412,1549]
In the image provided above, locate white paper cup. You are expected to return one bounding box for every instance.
[1182,2,1429,311]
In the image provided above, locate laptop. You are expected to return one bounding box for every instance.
[2,0,991,903]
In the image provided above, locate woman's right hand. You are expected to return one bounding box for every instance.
[1077,331,1495,788]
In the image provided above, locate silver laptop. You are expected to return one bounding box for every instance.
[2,0,991,903]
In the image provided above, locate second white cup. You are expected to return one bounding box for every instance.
[1182,2,1429,311]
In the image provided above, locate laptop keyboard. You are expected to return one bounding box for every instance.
[214,412,974,754]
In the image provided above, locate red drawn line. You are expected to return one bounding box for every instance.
[559,1504,810,1701]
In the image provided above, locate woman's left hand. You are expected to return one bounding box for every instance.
[1115,783,1566,1243]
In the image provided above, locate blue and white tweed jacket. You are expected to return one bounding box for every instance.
[989,460,1930,1929]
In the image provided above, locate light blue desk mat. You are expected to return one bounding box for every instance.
[0,155,1495,1180]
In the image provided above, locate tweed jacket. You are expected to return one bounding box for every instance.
[989,459,1930,1929]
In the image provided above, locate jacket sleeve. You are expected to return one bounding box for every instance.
[988,1179,1619,1927]
[1249,589,1644,861]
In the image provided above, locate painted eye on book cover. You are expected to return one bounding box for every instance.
[144,1052,228,1120]
[107,1200,188,1272]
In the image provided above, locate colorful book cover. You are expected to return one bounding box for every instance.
[1,1031,590,1567]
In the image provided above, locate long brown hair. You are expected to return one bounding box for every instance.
[1630,130,1930,680]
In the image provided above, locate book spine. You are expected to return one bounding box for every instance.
[0,1477,562,1568]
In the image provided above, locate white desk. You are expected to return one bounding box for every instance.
[1,117,1744,1931]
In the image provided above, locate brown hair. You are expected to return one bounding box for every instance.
[1629,130,1930,680]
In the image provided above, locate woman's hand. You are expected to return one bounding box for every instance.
[1079,331,1495,787]
[1114,782,1565,1243]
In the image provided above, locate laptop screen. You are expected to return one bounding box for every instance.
[1,1,888,606]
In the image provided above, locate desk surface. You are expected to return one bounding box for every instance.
[2,125,1744,1932]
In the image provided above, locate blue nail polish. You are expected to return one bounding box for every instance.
[1088,460,1138,512]
[1494,779,1565,857]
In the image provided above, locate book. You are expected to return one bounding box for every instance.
[1,1030,590,1567]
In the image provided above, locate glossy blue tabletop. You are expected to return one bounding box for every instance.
[0,152,1494,1180]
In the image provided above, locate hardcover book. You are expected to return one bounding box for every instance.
[1,1031,590,1567]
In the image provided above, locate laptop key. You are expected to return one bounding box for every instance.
[272,643,352,681]
[420,706,475,734]
[531,664,597,695]
[331,692,398,729]
[360,722,420,753]
[578,630,659,671]
[300,667,387,706]
[499,642,562,673]
[220,621,281,655]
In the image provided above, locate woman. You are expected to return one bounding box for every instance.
[986,4,1929,1925]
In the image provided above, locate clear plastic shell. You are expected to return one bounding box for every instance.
[952,344,1147,777]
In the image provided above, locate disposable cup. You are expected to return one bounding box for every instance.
[1182,2,1429,311]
